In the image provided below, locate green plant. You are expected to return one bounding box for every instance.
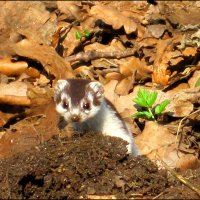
[75,30,91,40]
[132,88,170,121]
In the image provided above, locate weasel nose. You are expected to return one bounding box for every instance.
[71,114,80,122]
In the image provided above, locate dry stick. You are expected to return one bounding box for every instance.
[156,155,200,197]
[152,191,165,199]
[176,109,200,148]
[65,48,137,62]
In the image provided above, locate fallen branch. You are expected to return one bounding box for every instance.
[65,48,137,62]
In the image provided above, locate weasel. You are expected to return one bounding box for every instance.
[54,79,139,156]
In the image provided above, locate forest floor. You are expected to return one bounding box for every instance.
[0,1,200,199]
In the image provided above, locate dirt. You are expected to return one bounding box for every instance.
[0,132,200,199]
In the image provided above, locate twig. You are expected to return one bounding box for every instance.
[65,48,137,62]
[176,109,200,148]
[156,155,200,197]
[153,191,165,199]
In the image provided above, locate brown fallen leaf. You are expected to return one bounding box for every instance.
[13,39,74,80]
[90,4,137,34]
[103,80,119,105]
[105,72,123,81]
[188,70,200,88]
[160,87,200,117]
[57,1,86,21]
[84,40,125,53]
[135,121,181,168]
[147,24,166,39]
[0,58,40,78]
[115,90,138,114]
[0,1,56,45]
[62,26,83,56]
[27,85,54,106]
[152,36,182,85]
[136,121,176,155]
[73,65,95,80]
[0,81,31,106]
[119,57,152,78]
[0,111,19,127]
[0,100,60,158]
[115,76,133,95]
[176,154,200,171]
[162,2,200,27]
[182,47,197,57]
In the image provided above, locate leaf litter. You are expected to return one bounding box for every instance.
[0,1,200,199]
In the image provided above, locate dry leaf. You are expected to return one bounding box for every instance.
[0,81,31,106]
[105,72,122,81]
[115,90,138,114]
[136,121,176,155]
[162,2,200,26]
[27,85,53,106]
[0,100,60,158]
[85,40,125,52]
[169,83,189,91]
[90,5,137,34]
[135,121,181,168]
[119,57,152,77]
[0,58,40,77]
[62,26,83,56]
[115,76,133,95]
[147,25,166,39]
[0,111,19,127]
[13,39,74,80]
[188,70,200,88]
[74,66,95,80]
[104,80,119,105]
[161,87,200,117]
[152,38,174,85]
[152,36,182,85]
[57,1,85,21]
[182,47,197,57]
[176,154,200,171]
[0,1,56,45]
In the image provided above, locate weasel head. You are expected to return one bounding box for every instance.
[54,79,104,123]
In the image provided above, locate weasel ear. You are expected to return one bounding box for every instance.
[54,80,69,102]
[87,81,104,99]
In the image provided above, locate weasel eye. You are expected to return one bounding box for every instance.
[62,101,69,109]
[83,102,90,110]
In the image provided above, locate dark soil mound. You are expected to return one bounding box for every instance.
[0,133,168,199]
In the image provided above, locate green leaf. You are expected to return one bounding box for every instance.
[154,100,170,115]
[195,78,200,87]
[75,31,82,40]
[147,91,157,107]
[133,97,149,108]
[132,111,153,119]
[84,30,91,38]
[137,88,149,100]
[133,88,157,108]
